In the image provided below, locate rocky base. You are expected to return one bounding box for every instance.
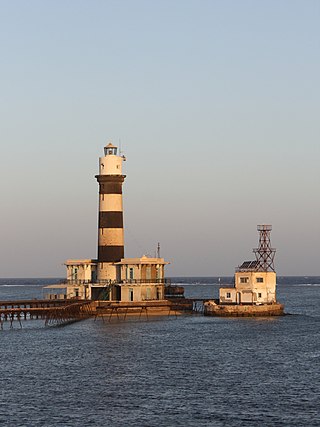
[204,301,284,317]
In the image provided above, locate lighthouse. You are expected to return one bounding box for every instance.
[44,141,170,303]
[95,143,126,281]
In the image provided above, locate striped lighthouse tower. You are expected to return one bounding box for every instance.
[96,143,126,281]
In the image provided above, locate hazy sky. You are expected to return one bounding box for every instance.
[1,0,319,277]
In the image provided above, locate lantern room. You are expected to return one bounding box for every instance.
[104,143,117,156]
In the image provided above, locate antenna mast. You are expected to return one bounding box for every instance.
[253,225,276,272]
[157,242,161,258]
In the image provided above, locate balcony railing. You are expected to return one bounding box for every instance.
[119,278,171,285]
[61,278,171,286]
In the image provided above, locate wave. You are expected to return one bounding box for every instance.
[171,282,220,286]
[0,284,46,287]
[291,283,320,287]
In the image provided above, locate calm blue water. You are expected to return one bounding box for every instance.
[1,277,320,426]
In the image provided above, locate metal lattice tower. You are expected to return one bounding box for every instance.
[253,225,276,272]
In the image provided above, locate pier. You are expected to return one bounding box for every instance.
[93,299,195,322]
[0,299,93,329]
[0,297,215,329]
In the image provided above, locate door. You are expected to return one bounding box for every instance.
[236,292,241,304]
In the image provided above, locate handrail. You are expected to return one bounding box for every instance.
[60,278,171,285]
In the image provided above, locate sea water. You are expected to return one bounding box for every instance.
[0,277,319,426]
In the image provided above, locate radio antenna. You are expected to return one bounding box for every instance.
[253,225,276,271]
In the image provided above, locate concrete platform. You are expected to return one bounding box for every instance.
[92,299,194,320]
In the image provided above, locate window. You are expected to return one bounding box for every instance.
[256,277,264,283]
[129,267,134,280]
[226,292,231,298]
[240,277,249,284]
[258,293,262,298]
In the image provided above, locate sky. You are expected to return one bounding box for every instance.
[0,0,319,277]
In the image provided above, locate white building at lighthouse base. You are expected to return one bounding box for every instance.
[43,256,170,302]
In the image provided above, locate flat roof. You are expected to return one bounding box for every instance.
[115,256,169,265]
[64,259,97,266]
[43,284,70,289]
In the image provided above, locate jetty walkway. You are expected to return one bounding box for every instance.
[0,298,210,328]
[0,299,92,328]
